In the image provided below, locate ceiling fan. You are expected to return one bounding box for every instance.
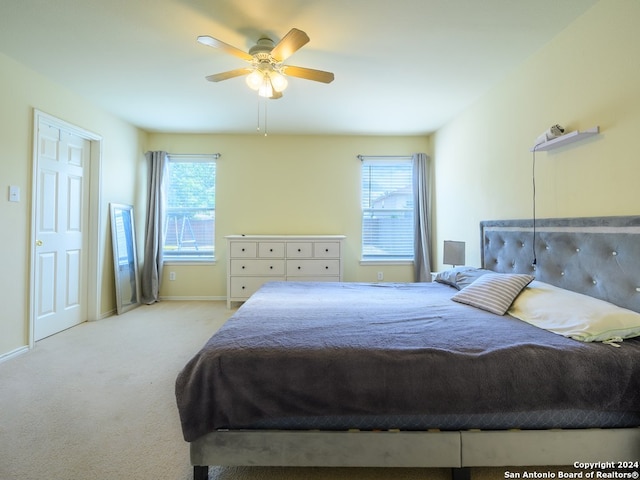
[197,28,334,99]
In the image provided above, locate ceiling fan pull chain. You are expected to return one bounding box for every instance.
[264,98,268,136]
[256,98,261,133]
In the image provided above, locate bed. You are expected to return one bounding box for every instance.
[176,216,640,480]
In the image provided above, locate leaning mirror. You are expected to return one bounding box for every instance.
[110,203,140,314]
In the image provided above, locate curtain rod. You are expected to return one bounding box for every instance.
[167,153,221,159]
[357,155,413,160]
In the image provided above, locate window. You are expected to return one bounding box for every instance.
[361,157,414,262]
[163,154,217,262]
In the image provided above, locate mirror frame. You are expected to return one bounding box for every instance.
[109,203,140,314]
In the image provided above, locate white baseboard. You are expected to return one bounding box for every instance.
[100,309,116,319]
[0,345,30,364]
[158,296,226,301]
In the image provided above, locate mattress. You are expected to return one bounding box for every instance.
[175,281,640,442]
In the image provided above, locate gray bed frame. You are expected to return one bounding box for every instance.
[189,216,640,479]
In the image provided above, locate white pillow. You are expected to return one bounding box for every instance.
[451,273,534,315]
[508,281,640,343]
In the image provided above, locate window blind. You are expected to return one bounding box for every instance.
[360,157,414,261]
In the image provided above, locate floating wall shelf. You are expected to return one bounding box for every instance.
[530,126,600,152]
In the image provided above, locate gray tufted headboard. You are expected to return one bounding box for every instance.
[481,215,640,313]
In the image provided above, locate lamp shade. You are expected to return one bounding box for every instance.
[269,71,288,92]
[245,70,263,90]
[443,240,465,267]
[258,78,273,98]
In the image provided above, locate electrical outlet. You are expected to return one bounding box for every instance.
[377,271,384,281]
[169,271,176,281]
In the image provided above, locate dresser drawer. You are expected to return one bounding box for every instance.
[230,277,283,298]
[287,259,340,276]
[286,242,313,258]
[258,242,285,257]
[230,242,257,258]
[230,259,285,275]
[314,242,340,258]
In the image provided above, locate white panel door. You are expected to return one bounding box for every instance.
[34,119,89,340]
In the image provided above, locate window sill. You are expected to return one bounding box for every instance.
[360,259,414,266]
[163,259,217,266]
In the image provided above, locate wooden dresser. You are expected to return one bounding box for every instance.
[226,235,346,308]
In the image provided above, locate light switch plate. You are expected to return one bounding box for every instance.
[9,185,20,202]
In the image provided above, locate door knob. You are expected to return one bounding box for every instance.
[36,240,43,246]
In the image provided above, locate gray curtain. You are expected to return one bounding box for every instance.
[141,151,167,304]
[413,152,433,282]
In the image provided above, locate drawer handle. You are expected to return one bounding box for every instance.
[270,248,273,252]
[297,266,302,270]
[242,266,246,269]
[270,266,273,269]
[241,248,245,252]
[325,266,329,269]
[297,248,301,252]
[241,286,246,290]
[325,248,329,252]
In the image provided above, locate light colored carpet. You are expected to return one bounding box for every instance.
[0,301,576,480]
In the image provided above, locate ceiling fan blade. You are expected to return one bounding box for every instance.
[197,35,253,62]
[270,28,310,62]
[282,65,334,84]
[270,91,283,100]
[205,68,252,82]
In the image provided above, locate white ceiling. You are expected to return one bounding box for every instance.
[0,0,597,135]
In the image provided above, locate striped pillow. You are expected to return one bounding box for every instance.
[451,273,535,315]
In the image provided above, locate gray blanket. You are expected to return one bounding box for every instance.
[175,281,640,442]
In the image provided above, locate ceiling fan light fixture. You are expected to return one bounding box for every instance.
[245,70,264,90]
[269,71,288,93]
[258,78,274,98]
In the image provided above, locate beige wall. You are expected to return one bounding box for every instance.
[432,0,640,270]
[0,52,146,358]
[146,134,430,299]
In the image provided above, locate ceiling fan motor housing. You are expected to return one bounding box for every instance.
[249,37,276,58]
